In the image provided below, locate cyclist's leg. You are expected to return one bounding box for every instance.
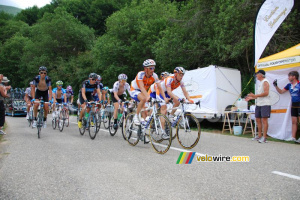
[170,96,180,116]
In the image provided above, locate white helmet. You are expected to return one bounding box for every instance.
[118,73,128,80]
[143,59,156,67]
[97,74,102,81]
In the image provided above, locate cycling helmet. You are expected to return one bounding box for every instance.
[161,71,169,77]
[56,80,63,85]
[143,59,156,67]
[29,81,34,85]
[174,67,186,74]
[103,86,109,91]
[39,66,47,72]
[97,74,102,81]
[118,73,128,80]
[89,73,97,79]
[66,85,72,91]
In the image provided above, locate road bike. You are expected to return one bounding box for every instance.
[167,99,201,149]
[78,102,98,140]
[34,99,50,139]
[108,101,130,140]
[123,98,172,154]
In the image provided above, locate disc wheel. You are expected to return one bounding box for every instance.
[123,112,139,146]
[148,113,172,154]
[176,113,201,149]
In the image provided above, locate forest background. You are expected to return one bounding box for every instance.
[0,0,299,98]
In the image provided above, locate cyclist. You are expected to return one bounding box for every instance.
[93,74,105,102]
[112,74,131,129]
[66,85,74,104]
[78,73,102,128]
[24,81,34,120]
[148,71,170,99]
[52,80,67,118]
[158,67,194,121]
[31,66,52,128]
[102,86,110,103]
[130,59,163,125]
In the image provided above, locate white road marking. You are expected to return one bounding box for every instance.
[272,171,300,180]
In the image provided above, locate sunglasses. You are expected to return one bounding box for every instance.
[40,72,47,74]
[147,67,155,70]
[57,85,63,87]
[121,79,127,82]
[90,78,96,81]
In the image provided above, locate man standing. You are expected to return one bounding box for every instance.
[246,70,271,143]
[273,71,300,143]
[0,75,10,135]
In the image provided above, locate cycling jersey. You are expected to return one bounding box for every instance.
[33,75,51,90]
[25,87,32,98]
[81,80,100,93]
[52,87,66,100]
[66,90,74,99]
[113,81,130,94]
[130,71,159,91]
[161,75,185,92]
[284,81,300,102]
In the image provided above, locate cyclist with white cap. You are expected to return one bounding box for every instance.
[112,74,131,129]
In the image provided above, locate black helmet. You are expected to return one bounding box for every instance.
[39,66,47,72]
[89,73,97,79]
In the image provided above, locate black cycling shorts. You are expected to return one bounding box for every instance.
[291,102,300,117]
[35,89,49,102]
[79,93,94,105]
[111,93,125,103]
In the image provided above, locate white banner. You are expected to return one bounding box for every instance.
[254,0,294,67]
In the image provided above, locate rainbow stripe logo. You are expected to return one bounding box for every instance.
[176,152,196,164]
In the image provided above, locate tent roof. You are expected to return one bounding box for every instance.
[256,43,300,72]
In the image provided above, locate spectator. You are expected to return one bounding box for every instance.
[246,70,271,143]
[0,75,10,135]
[273,71,300,143]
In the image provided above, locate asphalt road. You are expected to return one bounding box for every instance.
[0,115,299,199]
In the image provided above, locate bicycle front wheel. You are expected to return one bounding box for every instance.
[65,110,69,127]
[149,113,172,154]
[96,112,101,132]
[108,116,117,136]
[37,117,43,139]
[89,113,98,140]
[123,112,139,146]
[176,113,201,149]
[103,111,110,129]
[59,110,65,132]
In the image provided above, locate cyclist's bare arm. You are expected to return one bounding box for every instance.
[96,88,102,101]
[48,86,53,101]
[64,93,67,103]
[182,86,192,101]
[31,85,36,99]
[166,87,178,101]
[81,88,87,101]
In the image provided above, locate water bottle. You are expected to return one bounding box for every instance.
[118,113,122,121]
[84,112,89,121]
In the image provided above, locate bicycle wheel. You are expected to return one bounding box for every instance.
[37,116,43,139]
[108,116,117,136]
[176,113,201,149]
[103,111,110,129]
[96,111,101,132]
[59,110,65,132]
[79,118,86,135]
[89,112,98,140]
[148,113,172,154]
[65,109,69,127]
[123,112,139,146]
[120,115,126,140]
